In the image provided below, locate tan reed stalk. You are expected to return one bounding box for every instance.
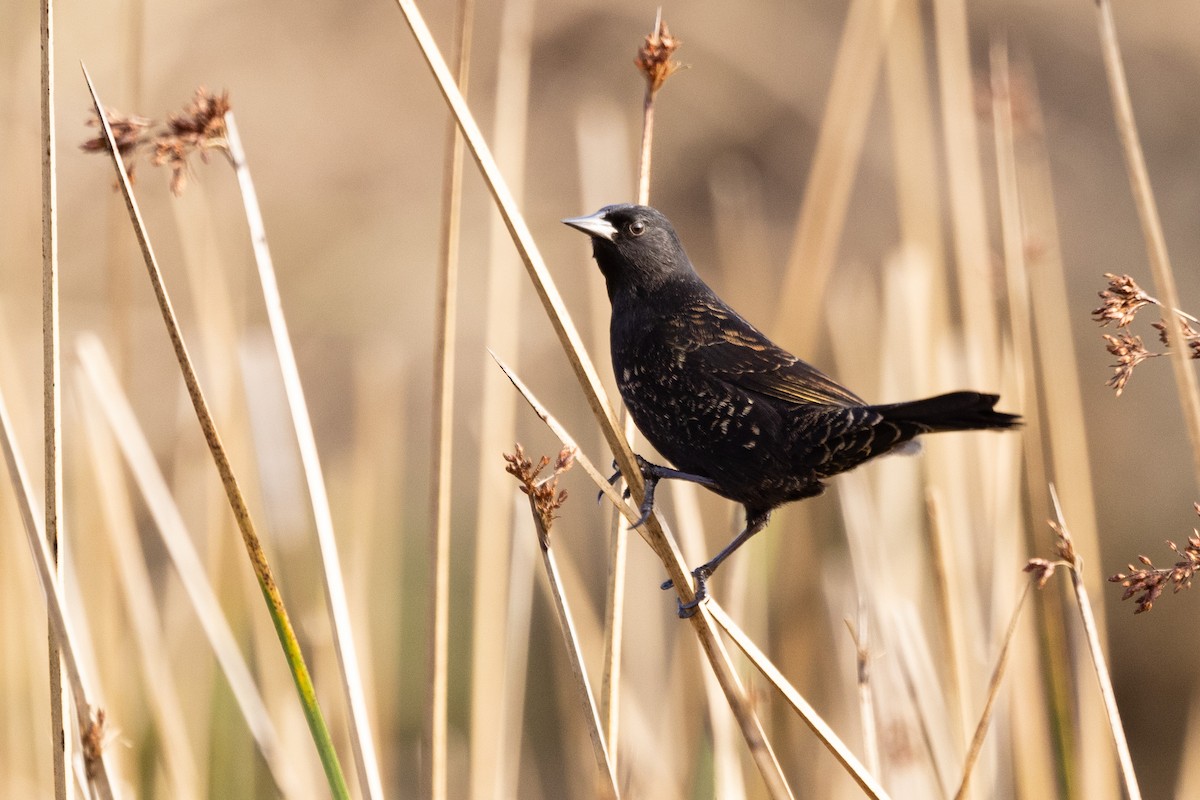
[427,1,472,796]
[0,383,119,800]
[1017,62,1118,800]
[1094,0,1200,490]
[39,2,68,796]
[1048,489,1142,800]
[772,0,898,351]
[706,600,891,800]
[505,448,620,798]
[81,66,349,798]
[222,110,385,800]
[467,0,535,791]
[952,581,1032,800]
[391,6,793,795]
[76,335,302,798]
[931,0,998,386]
[885,0,949,332]
[78,397,198,799]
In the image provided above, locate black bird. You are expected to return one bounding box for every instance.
[563,204,1020,614]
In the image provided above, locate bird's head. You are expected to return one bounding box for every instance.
[562,204,696,299]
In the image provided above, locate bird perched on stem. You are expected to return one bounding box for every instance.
[564,203,1020,616]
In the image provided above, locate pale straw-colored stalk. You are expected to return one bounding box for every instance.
[81,65,349,799]
[76,335,302,798]
[77,397,198,799]
[39,1,68,795]
[931,0,998,386]
[427,0,472,794]
[467,0,535,792]
[772,0,898,352]
[1094,0,1200,491]
[222,110,385,800]
[952,582,1031,800]
[0,382,119,799]
[1049,488,1142,800]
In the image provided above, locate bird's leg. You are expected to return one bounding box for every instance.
[598,455,718,528]
[662,509,772,618]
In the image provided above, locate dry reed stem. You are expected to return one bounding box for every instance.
[931,0,998,386]
[391,4,793,794]
[846,615,880,778]
[924,490,969,751]
[78,398,198,799]
[428,1,472,795]
[223,111,385,800]
[76,336,302,798]
[706,600,891,800]
[885,0,949,331]
[81,66,349,798]
[0,384,119,800]
[772,0,898,351]
[1014,53,1119,797]
[952,581,1031,800]
[467,0,535,792]
[1048,489,1142,800]
[39,2,68,796]
[1094,0,1200,488]
[505,448,620,798]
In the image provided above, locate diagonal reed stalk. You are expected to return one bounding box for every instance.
[505,450,620,799]
[77,396,198,799]
[427,0,472,795]
[1094,0,1200,490]
[953,581,1032,800]
[81,65,350,800]
[222,110,385,800]
[76,335,301,798]
[39,1,69,796]
[391,3,793,795]
[0,383,120,800]
[1048,488,1142,800]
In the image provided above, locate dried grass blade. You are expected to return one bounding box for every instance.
[75,335,303,798]
[1049,490,1142,800]
[1094,0,1200,488]
[223,110,385,800]
[706,600,890,800]
[40,0,69,793]
[80,65,349,799]
[0,383,120,799]
[772,0,898,351]
[952,582,1030,800]
[524,496,620,798]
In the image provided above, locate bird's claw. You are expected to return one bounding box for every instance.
[662,566,713,618]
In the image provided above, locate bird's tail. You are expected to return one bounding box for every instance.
[873,391,1021,432]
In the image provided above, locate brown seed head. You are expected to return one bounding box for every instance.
[635,16,682,95]
[1093,272,1158,328]
[1102,331,1156,395]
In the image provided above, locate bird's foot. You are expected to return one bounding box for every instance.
[599,455,715,528]
[661,565,715,618]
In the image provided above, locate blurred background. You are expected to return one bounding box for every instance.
[3,0,1200,797]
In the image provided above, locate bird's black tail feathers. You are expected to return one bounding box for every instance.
[873,391,1021,432]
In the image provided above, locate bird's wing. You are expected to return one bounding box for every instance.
[672,298,865,407]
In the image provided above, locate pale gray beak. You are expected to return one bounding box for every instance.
[562,211,617,241]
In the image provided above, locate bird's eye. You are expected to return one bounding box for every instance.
[628,221,646,237]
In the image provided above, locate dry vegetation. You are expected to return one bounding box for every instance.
[4,0,1200,798]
